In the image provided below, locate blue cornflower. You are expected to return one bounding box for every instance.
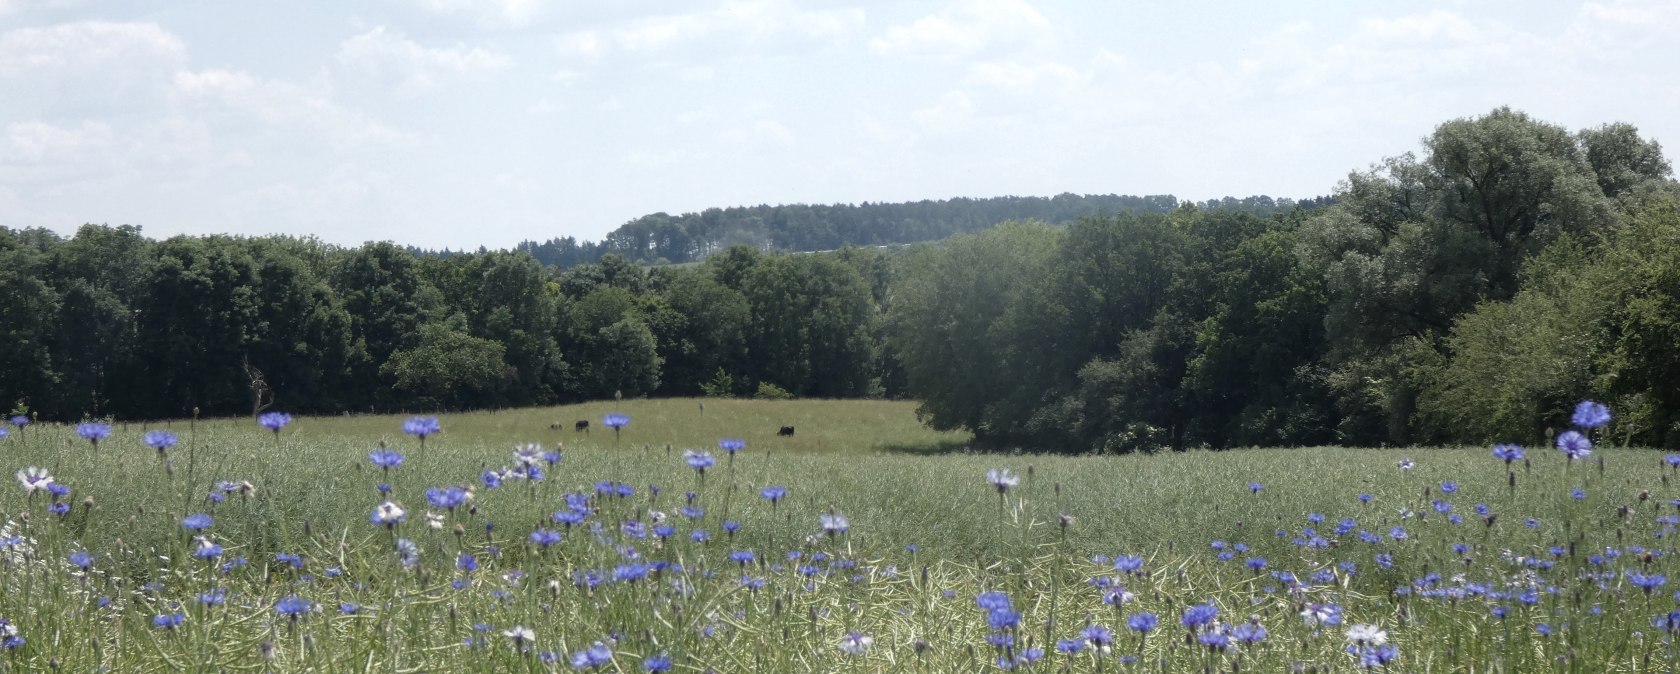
[1656,610,1680,632]
[1056,639,1085,654]
[690,530,712,543]
[0,428,6,440]
[275,596,311,619]
[1197,631,1230,650]
[1536,623,1555,637]
[683,450,715,472]
[152,613,185,629]
[482,470,502,489]
[77,422,111,445]
[1557,431,1592,459]
[1248,482,1263,494]
[760,486,787,503]
[8,415,25,428]
[977,591,1011,611]
[339,602,359,615]
[571,641,614,669]
[1181,603,1219,630]
[719,438,745,454]
[1080,624,1114,650]
[182,513,213,531]
[1572,400,1612,429]
[68,550,93,570]
[396,539,419,568]
[369,449,405,469]
[426,486,467,510]
[987,609,1021,630]
[1358,493,1373,503]
[1492,444,1525,463]
[198,589,227,606]
[530,529,562,547]
[1572,488,1587,501]
[543,450,562,465]
[602,414,629,430]
[457,553,477,572]
[257,412,292,433]
[1389,526,1408,540]
[1629,571,1668,593]
[643,654,672,672]
[275,552,304,569]
[1113,554,1144,574]
[193,537,223,560]
[1246,557,1268,572]
[1353,643,1400,668]
[723,520,741,535]
[1231,622,1268,645]
[47,502,69,516]
[1438,481,1457,494]
[402,416,440,438]
[144,431,178,452]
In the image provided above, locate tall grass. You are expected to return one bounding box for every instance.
[0,399,1674,671]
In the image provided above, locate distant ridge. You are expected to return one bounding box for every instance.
[483,193,1328,267]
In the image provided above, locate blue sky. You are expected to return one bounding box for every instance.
[2,0,1675,249]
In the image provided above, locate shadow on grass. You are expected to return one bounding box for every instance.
[873,439,974,455]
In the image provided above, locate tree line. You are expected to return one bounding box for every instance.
[502,193,1315,267]
[2,107,1678,450]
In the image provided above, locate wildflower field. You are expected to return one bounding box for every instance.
[0,398,1676,672]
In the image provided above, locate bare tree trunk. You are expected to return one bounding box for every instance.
[243,354,273,418]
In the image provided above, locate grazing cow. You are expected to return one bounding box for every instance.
[575,420,590,432]
[548,422,562,430]
[777,426,795,437]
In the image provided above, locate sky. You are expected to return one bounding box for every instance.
[1,0,1676,250]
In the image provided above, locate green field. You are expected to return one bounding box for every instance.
[0,399,1674,671]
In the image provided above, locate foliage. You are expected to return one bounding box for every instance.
[753,382,794,400]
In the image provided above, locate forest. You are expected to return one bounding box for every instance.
[2,107,1678,450]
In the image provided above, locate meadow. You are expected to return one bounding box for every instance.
[0,398,1675,672]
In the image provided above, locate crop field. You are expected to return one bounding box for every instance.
[0,398,1675,672]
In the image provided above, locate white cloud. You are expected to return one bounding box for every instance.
[965,59,1080,90]
[553,0,865,61]
[870,0,1051,58]
[4,119,111,162]
[913,90,975,131]
[0,21,184,73]
[173,69,407,146]
[337,26,512,90]
[403,0,543,27]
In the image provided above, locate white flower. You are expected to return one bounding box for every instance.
[15,467,52,493]
[1346,624,1388,645]
[837,632,873,656]
[502,625,535,643]
[986,468,1021,491]
[372,501,406,525]
[820,513,849,535]
[425,512,445,530]
[513,444,543,467]
[1397,459,1415,470]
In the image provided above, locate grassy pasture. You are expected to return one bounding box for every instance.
[0,398,1676,671]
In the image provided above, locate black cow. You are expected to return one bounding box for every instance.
[575,420,590,432]
[777,426,795,437]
